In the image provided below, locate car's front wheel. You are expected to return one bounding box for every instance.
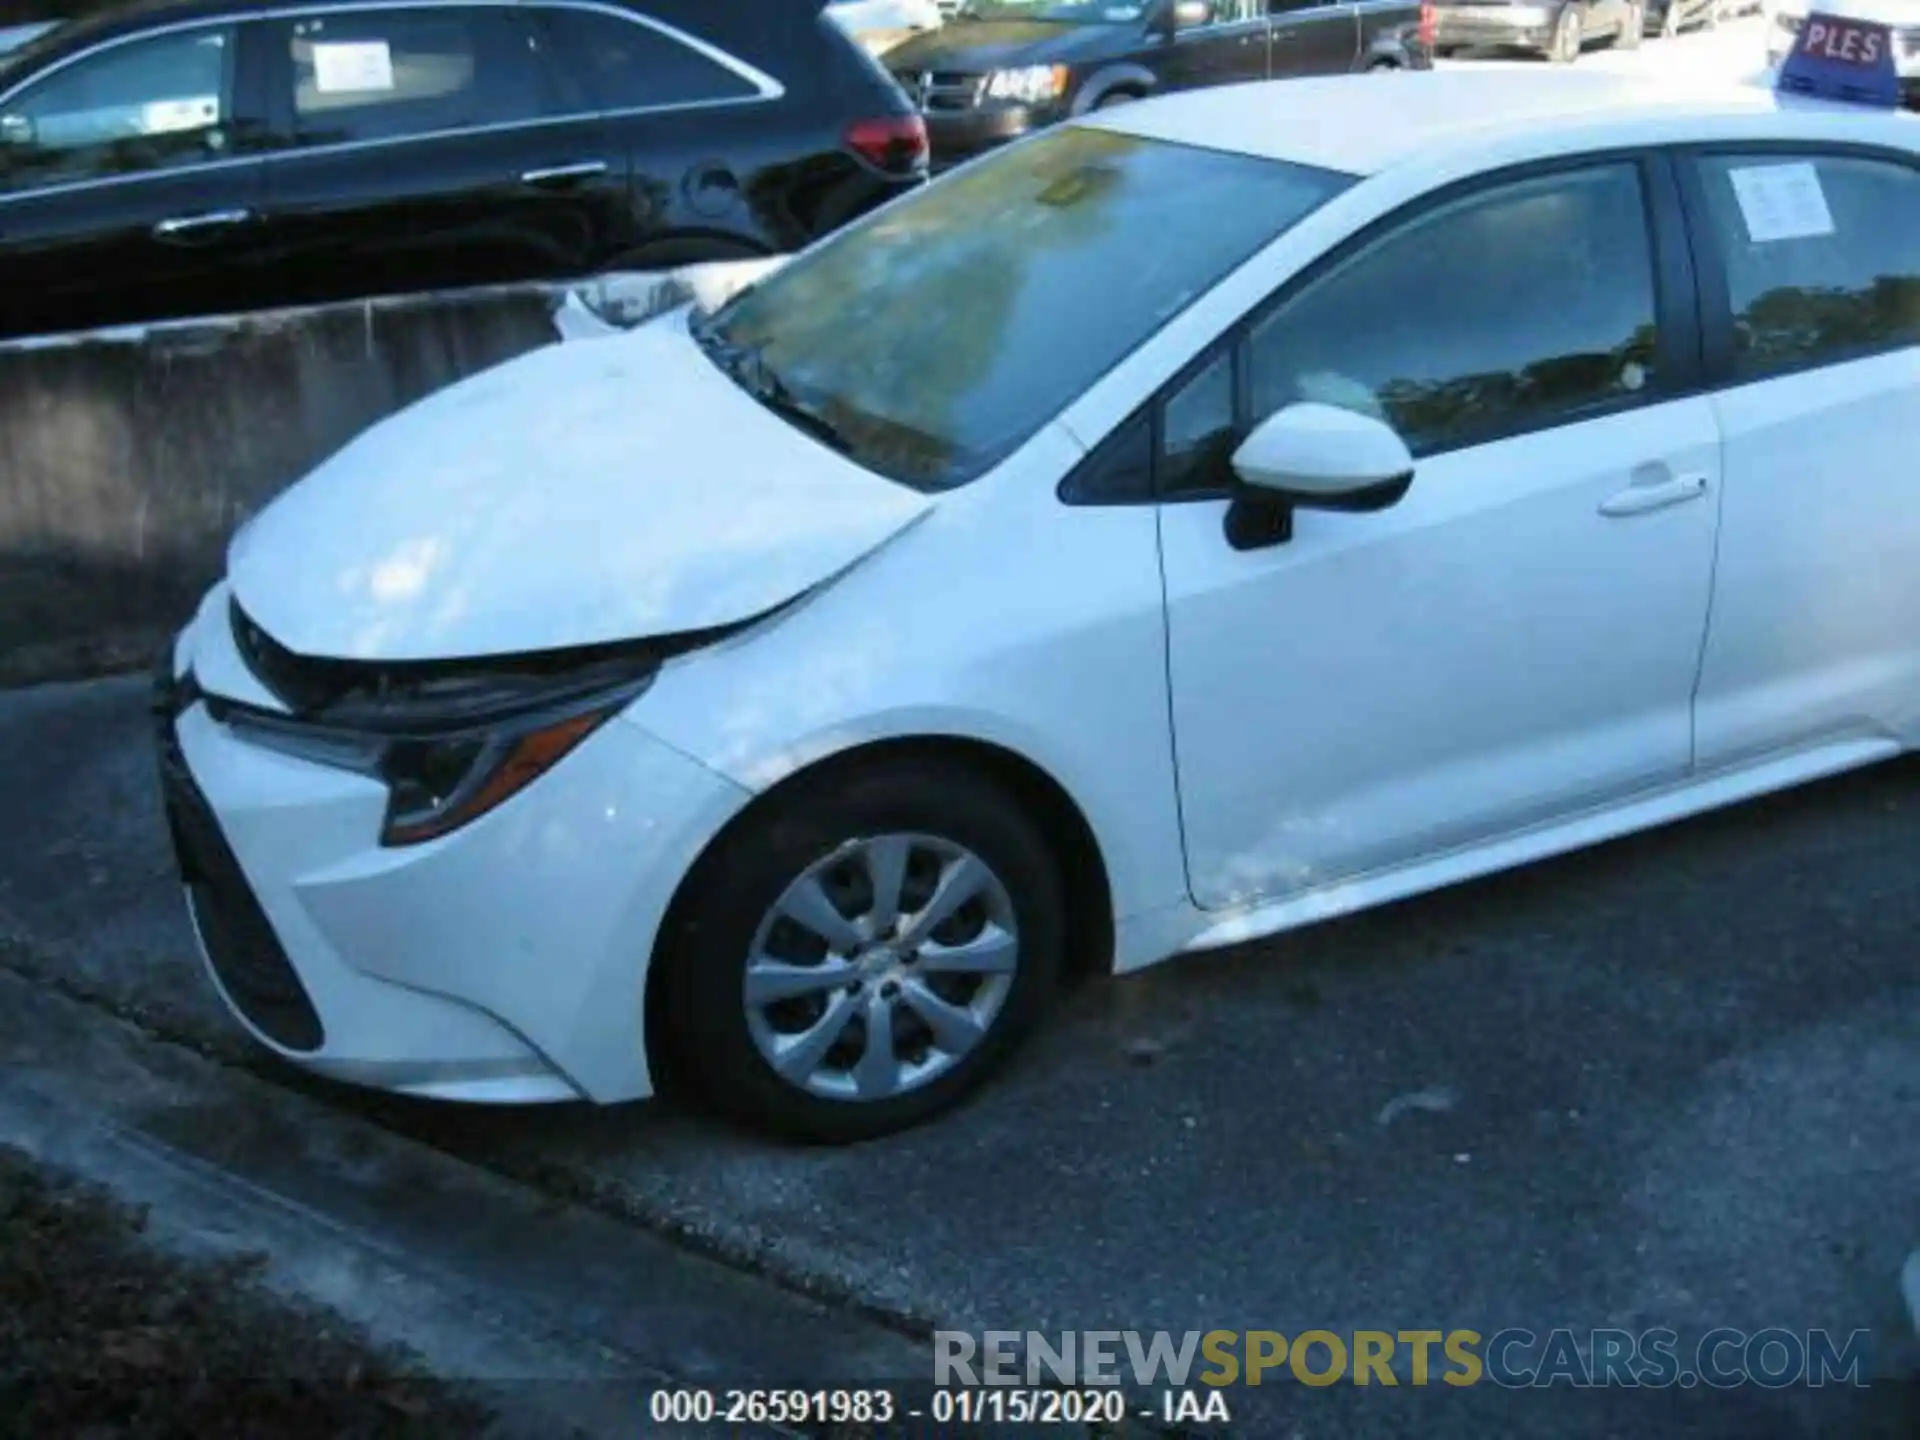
[656,757,1067,1143]
[1549,4,1585,61]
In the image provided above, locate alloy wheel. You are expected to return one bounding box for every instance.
[743,834,1021,1103]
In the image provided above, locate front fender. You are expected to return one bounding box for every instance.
[1070,63,1160,115]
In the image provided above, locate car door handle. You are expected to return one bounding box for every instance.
[1599,469,1710,518]
[151,208,252,240]
[520,160,609,187]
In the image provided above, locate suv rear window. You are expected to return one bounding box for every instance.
[533,7,760,109]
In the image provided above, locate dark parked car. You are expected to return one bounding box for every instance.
[0,0,927,339]
[1431,0,1640,62]
[884,0,1435,170]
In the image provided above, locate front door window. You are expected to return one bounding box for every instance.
[0,26,239,193]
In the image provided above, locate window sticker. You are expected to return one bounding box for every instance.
[1727,162,1835,244]
[311,39,395,93]
[140,97,219,134]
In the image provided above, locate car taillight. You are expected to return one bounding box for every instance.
[845,114,929,176]
[1419,0,1436,45]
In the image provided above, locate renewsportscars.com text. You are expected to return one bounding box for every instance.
[935,1327,1873,1389]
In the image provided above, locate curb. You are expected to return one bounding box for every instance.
[0,971,931,1438]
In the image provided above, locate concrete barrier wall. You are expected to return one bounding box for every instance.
[0,263,774,687]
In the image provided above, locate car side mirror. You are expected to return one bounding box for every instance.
[1223,403,1415,551]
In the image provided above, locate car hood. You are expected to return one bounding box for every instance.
[227,312,934,663]
[884,18,1132,70]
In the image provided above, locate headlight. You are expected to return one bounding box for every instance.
[985,64,1068,105]
[224,599,664,847]
[224,676,648,848]
[375,697,627,847]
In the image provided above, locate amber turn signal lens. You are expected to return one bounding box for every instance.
[380,709,609,847]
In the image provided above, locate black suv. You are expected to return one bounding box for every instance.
[885,0,1435,170]
[0,0,926,339]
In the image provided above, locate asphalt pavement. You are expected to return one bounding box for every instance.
[3,22,1916,1433]
[2,658,1915,1436]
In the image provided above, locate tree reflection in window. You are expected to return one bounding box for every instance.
[1693,153,1920,381]
[1246,163,1661,459]
[699,127,1350,492]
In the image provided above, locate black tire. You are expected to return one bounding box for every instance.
[656,757,1068,1144]
[1094,89,1142,110]
[1617,1,1643,47]
[1364,58,1401,73]
[1549,4,1584,62]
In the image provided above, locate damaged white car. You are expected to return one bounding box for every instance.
[158,66,1920,1141]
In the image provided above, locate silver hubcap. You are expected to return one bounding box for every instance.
[744,834,1020,1103]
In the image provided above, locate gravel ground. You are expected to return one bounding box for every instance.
[0,1143,492,1440]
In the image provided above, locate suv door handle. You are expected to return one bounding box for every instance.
[152,208,252,240]
[1599,468,1710,518]
[520,160,609,187]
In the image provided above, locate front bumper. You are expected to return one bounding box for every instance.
[153,608,752,1105]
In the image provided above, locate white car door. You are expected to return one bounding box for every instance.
[1154,158,1725,911]
[1679,147,1920,772]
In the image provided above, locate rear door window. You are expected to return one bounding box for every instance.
[284,5,550,146]
[1686,151,1920,382]
[531,7,761,111]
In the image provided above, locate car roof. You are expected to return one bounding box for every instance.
[1089,69,1916,178]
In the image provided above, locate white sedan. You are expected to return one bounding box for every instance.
[158,65,1920,1141]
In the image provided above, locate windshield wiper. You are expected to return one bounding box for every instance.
[693,325,856,456]
[752,386,857,456]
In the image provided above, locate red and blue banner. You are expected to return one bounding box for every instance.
[1776,9,1902,108]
